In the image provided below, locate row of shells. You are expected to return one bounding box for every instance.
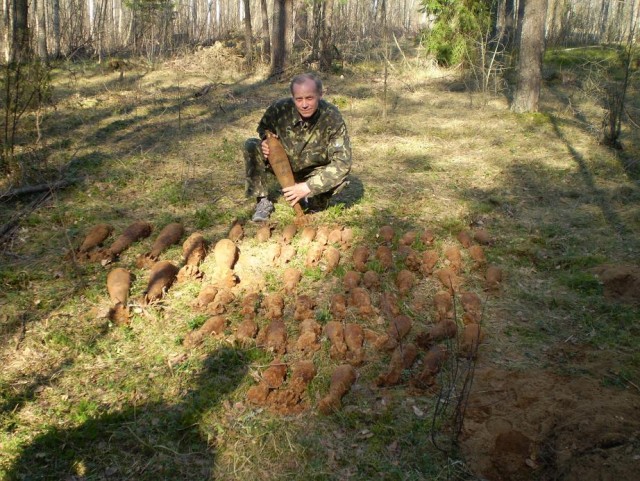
[72,219,502,414]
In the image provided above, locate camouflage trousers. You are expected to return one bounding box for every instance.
[243,138,347,210]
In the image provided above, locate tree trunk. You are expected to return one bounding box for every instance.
[311,0,322,61]
[270,0,287,76]
[191,0,197,40]
[319,0,334,71]
[52,0,61,57]
[35,0,48,62]
[3,0,11,61]
[378,0,386,29]
[512,0,548,113]
[260,0,270,62]
[294,0,307,47]
[599,0,610,42]
[498,0,516,49]
[629,0,637,43]
[243,0,253,66]
[88,0,95,39]
[285,0,293,57]
[206,0,212,39]
[12,0,29,63]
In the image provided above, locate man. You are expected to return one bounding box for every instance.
[243,73,352,222]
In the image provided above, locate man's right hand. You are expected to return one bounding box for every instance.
[261,139,270,159]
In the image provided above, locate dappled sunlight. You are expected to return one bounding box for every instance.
[2,44,640,481]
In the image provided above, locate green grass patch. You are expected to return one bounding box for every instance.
[2,45,640,481]
[545,45,620,67]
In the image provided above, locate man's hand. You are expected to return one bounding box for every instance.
[261,139,270,159]
[283,182,311,207]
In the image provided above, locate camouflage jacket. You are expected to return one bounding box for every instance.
[257,97,352,196]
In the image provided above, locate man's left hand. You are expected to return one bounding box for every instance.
[283,182,311,207]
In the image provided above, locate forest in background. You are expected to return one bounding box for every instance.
[2,0,640,186]
[2,0,640,61]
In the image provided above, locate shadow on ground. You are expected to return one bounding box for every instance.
[6,346,248,480]
[332,174,365,209]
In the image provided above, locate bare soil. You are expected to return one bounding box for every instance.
[461,365,640,481]
[591,264,640,306]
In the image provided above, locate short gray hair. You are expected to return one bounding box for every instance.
[290,73,323,95]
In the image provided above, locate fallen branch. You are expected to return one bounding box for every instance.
[0,191,52,243]
[0,179,76,202]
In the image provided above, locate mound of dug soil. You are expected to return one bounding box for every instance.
[460,366,640,481]
[591,264,640,306]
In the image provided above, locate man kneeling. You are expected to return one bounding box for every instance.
[244,73,352,222]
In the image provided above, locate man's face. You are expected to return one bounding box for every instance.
[292,79,322,119]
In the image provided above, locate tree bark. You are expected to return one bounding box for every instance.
[260,0,270,62]
[599,0,610,42]
[88,0,95,38]
[285,0,293,58]
[35,0,48,62]
[243,0,253,66]
[12,0,29,63]
[311,0,322,61]
[52,0,61,57]
[511,0,548,113]
[270,0,287,76]
[3,0,11,62]
[319,0,334,71]
[498,0,516,49]
[294,0,307,47]
[0,179,75,201]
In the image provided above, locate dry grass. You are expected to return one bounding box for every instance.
[1,44,639,480]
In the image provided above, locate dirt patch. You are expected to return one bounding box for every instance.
[591,264,640,306]
[460,364,640,481]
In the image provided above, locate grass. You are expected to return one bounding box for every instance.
[1,45,640,480]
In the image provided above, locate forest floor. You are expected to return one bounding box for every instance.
[1,43,640,480]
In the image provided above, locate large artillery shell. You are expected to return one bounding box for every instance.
[283,268,302,294]
[376,343,418,387]
[413,344,448,388]
[79,224,113,252]
[457,230,473,248]
[344,323,364,366]
[265,132,305,219]
[375,245,393,270]
[459,323,484,359]
[323,246,340,273]
[107,267,132,325]
[107,221,153,257]
[378,225,394,244]
[183,232,207,266]
[213,238,238,270]
[318,364,357,415]
[137,222,184,268]
[395,269,416,295]
[183,316,227,348]
[415,320,458,348]
[282,224,297,244]
[387,314,413,341]
[325,321,347,360]
[143,260,179,304]
[149,223,184,258]
[485,265,503,291]
[107,268,132,305]
[228,220,244,242]
[352,246,370,272]
[444,245,462,272]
